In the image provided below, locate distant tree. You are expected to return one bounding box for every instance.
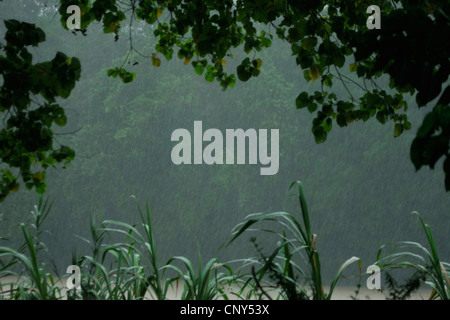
[1,0,449,201]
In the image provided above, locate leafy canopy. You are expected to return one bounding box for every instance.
[0,16,80,201]
[0,0,449,201]
[58,0,450,189]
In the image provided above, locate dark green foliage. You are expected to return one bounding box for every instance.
[375,212,450,300]
[0,1,449,202]
[1,184,448,300]
[0,197,62,299]
[383,271,426,300]
[107,67,135,83]
[53,0,450,190]
[411,104,450,190]
[0,19,80,201]
[226,181,362,300]
[0,196,237,300]
[250,237,309,300]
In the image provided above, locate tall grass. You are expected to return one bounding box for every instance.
[163,252,236,300]
[375,212,450,300]
[69,215,151,300]
[0,197,63,299]
[1,196,238,300]
[226,181,361,300]
[70,198,194,300]
[1,185,448,300]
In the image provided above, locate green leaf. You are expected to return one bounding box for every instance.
[336,113,348,127]
[118,70,136,83]
[404,121,412,130]
[312,126,327,144]
[302,37,317,51]
[309,65,320,82]
[205,70,214,82]
[394,123,404,137]
[237,65,251,82]
[322,117,333,133]
[376,111,387,124]
[228,75,236,88]
[54,114,67,126]
[327,257,361,299]
[107,67,120,78]
[254,58,262,70]
[295,92,309,109]
[193,62,205,76]
[333,53,345,68]
[307,102,317,113]
[152,55,161,67]
[416,111,438,138]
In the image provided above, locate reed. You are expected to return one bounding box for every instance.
[375,212,450,300]
[1,184,447,300]
[163,252,236,300]
[0,197,62,299]
[226,181,361,300]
